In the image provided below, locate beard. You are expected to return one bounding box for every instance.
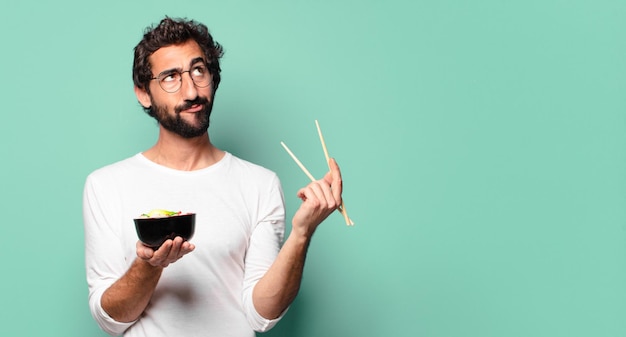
[150,96,214,139]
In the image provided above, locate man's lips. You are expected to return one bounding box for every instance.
[179,104,203,113]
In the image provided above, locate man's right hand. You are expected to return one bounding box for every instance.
[136,237,196,268]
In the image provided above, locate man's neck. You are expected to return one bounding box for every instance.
[143,129,224,171]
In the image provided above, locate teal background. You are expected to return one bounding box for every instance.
[1,1,625,336]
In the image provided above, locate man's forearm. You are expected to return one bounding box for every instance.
[252,233,311,319]
[101,258,163,322]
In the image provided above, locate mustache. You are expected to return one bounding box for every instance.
[175,96,209,114]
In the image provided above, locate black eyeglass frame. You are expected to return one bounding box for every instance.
[150,60,212,93]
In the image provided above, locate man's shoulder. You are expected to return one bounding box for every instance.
[227,153,277,178]
[225,153,282,189]
[87,153,143,180]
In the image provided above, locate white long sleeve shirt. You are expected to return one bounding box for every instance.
[83,152,287,336]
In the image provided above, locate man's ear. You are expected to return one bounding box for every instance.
[134,86,151,108]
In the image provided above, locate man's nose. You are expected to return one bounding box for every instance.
[180,71,199,99]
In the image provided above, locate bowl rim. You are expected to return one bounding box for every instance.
[133,212,196,221]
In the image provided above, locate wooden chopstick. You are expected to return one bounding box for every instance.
[315,120,354,225]
[280,122,354,226]
[280,141,316,182]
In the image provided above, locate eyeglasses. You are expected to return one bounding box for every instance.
[151,62,212,93]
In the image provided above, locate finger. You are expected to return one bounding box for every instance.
[181,240,195,254]
[328,158,343,204]
[310,179,337,211]
[311,182,330,206]
[296,186,309,201]
[168,237,184,259]
[302,182,328,210]
[136,241,154,260]
[153,239,173,262]
[318,180,338,210]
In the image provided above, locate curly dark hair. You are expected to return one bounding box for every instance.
[132,17,224,93]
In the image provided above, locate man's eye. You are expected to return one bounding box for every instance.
[161,73,179,82]
[192,66,206,76]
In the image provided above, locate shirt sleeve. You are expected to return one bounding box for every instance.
[241,174,287,332]
[83,173,137,336]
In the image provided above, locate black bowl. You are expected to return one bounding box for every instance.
[134,213,195,248]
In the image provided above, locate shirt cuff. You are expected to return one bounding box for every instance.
[90,289,136,336]
[249,304,289,333]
